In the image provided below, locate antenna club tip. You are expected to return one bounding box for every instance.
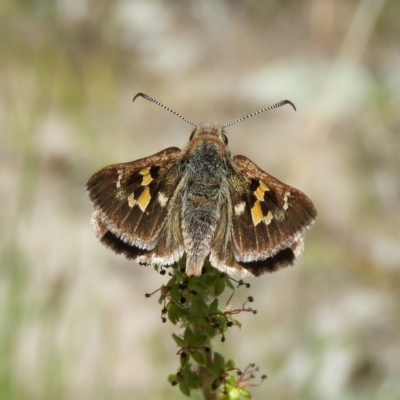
[284,100,296,111]
[133,92,145,102]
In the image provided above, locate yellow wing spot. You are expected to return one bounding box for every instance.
[128,193,136,208]
[140,167,153,186]
[255,181,270,201]
[251,201,274,225]
[264,210,273,225]
[137,186,151,211]
[251,201,263,225]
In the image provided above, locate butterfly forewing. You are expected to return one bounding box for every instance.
[86,147,181,249]
[229,155,316,273]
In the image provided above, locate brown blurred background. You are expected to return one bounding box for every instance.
[1,1,399,399]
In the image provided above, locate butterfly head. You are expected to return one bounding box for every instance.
[189,122,228,146]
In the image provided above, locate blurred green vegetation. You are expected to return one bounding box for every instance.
[1,1,399,399]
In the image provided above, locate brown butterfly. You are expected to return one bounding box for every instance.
[86,93,316,277]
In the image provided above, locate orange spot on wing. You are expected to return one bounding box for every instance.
[140,167,153,186]
[255,181,269,200]
[137,186,151,211]
[251,201,263,225]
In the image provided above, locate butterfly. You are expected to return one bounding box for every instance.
[86,93,316,277]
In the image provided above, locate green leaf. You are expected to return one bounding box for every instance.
[226,359,236,370]
[168,304,180,324]
[209,298,219,314]
[191,334,208,348]
[214,278,226,296]
[186,315,205,325]
[204,323,217,338]
[183,327,193,343]
[224,278,236,291]
[206,360,222,376]
[179,381,191,397]
[206,351,226,375]
[180,353,189,367]
[158,286,167,304]
[167,374,178,384]
[239,387,252,398]
[204,273,218,288]
[211,377,223,391]
[228,315,242,328]
[181,363,194,379]
[183,371,199,389]
[195,298,209,316]
[191,350,206,365]
[226,385,240,400]
[225,375,236,386]
[213,315,228,331]
[172,333,185,348]
[214,352,226,369]
[166,276,174,285]
[170,285,182,304]
[181,364,201,387]
[188,279,207,293]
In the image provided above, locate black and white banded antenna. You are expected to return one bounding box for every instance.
[222,99,296,128]
[133,92,197,127]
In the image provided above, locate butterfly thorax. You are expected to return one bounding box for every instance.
[179,122,231,276]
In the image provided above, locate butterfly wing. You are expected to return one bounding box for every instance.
[228,155,316,276]
[86,147,185,264]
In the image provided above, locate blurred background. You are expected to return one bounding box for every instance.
[1,0,399,399]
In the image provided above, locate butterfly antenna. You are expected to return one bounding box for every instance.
[133,92,197,127]
[222,99,296,128]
